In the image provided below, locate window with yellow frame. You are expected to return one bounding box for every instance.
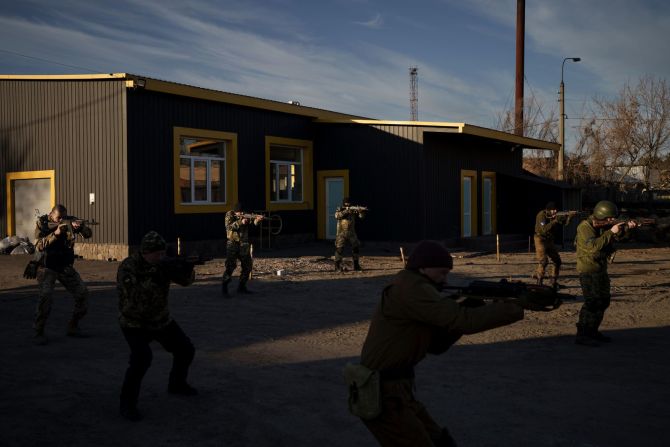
[173,127,238,214]
[265,136,313,211]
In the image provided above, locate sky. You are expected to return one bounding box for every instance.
[1,0,669,148]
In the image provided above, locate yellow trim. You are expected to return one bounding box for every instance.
[141,77,364,121]
[460,170,478,238]
[481,171,497,235]
[0,73,127,80]
[6,170,56,236]
[315,119,559,151]
[173,127,238,214]
[265,136,314,211]
[316,170,350,239]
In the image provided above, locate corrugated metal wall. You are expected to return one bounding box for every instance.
[423,132,524,239]
[0,79,128,244]
[126,89,315,246]
[315,124,426,241]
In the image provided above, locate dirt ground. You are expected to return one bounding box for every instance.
[1,241,670,447]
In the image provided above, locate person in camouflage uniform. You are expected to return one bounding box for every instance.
[117,231,197,421]
[357,240,525,446]
[533,202,572,288]
[33,204,93,345]
[334,197,365,272]
[574,200,637,346]
[221,203,263,296]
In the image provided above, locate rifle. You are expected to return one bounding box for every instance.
[592,217,656,229]
[555,211,586,218]
[442,279,574,311]
[238,212,265,221]
[161,246,213,285]
[344,205,368,213]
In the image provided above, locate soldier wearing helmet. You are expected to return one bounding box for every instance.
[574,200,637,346]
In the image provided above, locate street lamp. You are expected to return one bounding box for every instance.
[558,57,581,181]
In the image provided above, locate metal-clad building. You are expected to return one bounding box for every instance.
[1,73,574,258]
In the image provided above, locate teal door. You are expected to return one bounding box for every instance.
[325,178,344,239]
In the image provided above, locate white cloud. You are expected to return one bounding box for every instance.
[353,13,384,29]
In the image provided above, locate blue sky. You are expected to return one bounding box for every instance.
[1,0,669,147]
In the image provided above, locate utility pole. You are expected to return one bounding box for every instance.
[514,0,525,136]
[409,66,418,121]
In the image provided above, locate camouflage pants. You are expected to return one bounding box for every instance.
[363,379,456,447]
[34,266,89,332]
[222,242,253,286]
[534,236,561,280]
[335,231,360,262]
[577,272,611,331]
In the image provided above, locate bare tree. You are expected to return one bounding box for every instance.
[495,94,559,178]
[579,76,670,187]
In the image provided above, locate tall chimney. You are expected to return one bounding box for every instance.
[515,0,525,136]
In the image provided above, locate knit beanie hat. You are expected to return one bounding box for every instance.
[545,201,557,210]
[141,231,167,253]
[406,240,453,270]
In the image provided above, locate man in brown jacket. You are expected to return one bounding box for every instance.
[359,240,526,446]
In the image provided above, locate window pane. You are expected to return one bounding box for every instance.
[291,164,302,201]
[278,164,289,200]
[180,157,191,203]
[194,160,208,201]
[271,163,278,200]
[181,137,226,158]
[270,146,301,162]
[211,160,224,203]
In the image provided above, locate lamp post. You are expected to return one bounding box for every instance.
[558,57,581,181]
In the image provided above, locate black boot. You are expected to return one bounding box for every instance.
[334,260,342,272]
[222,280,230,297]
[237,284,254,294]
[168,382,198,396]
[353,260,362,271]
[120,401,143,422]
[575,325,600,347]
[590,330,612,343]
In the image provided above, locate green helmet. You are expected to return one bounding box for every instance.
[593,200,618,220]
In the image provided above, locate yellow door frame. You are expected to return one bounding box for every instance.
[5,170,56,236]
[460,169,478,238]
[481,171,497,235]
[317,170,349,240]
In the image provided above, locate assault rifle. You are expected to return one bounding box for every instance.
[442,279,574,311]
[592,217,656,229]
[344,205,368,213]
[555,210,586,218]
[238,212,265,221]
[161,246,213,284]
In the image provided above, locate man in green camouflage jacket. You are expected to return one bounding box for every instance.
[221,203,263,296]
[574,200,637,346]
[117,231,197,421]
[334,197,365,272]
[533,202,572,288]
[33,204,93,345]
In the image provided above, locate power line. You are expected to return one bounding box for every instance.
[0,48,104,73]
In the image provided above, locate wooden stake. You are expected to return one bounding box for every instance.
[400,246,406,266]
[249,243,254,280]
[177,237,181,256]
[496,234,500,263]
[528,235,531,253]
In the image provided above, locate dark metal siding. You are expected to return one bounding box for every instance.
[0,80,128,244]
[126,89,315,246]
[423,133,524,239]
[315,124,425,241]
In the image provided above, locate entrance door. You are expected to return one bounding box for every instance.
[6,170,55,239]
[325,178,344,239]
[317,170,349,240]
[461,170,477,238]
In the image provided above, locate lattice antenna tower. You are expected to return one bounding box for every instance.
[409,66,418,121]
